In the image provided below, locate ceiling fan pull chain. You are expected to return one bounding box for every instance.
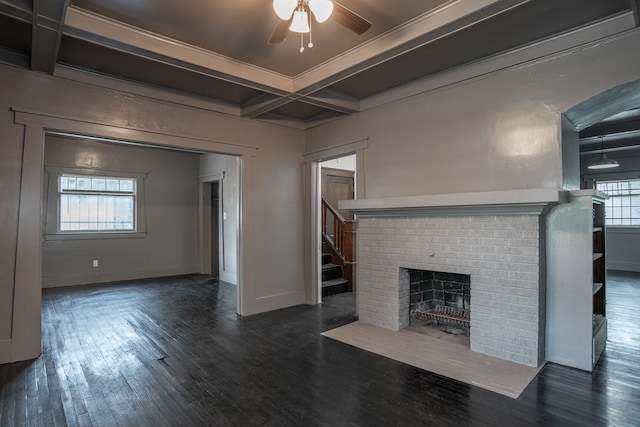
[300,32,305,53]
[308,13,314,48]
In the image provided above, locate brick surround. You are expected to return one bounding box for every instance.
[356,215,546,367]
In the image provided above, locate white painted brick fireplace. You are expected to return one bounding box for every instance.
[340,189,562,367]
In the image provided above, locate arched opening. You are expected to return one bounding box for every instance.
[554,79,640,369]
[564,79,640,272]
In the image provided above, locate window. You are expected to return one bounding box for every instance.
[44,167,147,240]
[59,174,136,231]
[596,179,640,226]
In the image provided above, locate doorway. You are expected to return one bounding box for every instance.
[319,155,356,301]
[202,181,221,278]
[211,182,220,278]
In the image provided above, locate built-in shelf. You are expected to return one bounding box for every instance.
[591,197,607,368]
[546,189,607,372]
[593,282,603,295]
[592,314,606,336]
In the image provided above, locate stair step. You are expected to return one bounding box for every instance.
[322,263,340,270]
[322,278,350,297]
[321,253,332,264]
[322,263,342,281]
[322,278,349,287]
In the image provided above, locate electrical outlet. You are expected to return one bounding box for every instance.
[92,259,99,268]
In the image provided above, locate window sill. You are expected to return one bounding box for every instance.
[44,231,148,241]
[607,227,640,235]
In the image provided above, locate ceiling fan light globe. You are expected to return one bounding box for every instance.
[273,0,296,20]
[309,0,333,23]
[290,10,310,33]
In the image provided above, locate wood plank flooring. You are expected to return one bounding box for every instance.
[1,271,639,426]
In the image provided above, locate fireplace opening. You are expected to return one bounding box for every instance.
[405,269,471,338]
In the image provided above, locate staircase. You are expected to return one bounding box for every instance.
[320,197,356,298]
[321,251,350,297]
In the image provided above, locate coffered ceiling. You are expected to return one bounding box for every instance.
[0,0,637,133]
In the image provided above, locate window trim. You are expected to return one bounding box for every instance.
[44,166,148,240]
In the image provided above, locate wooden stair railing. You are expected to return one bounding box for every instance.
[321,197,356,291]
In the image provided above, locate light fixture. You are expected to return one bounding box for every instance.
[272,0,334,52]
[290,9,310,33]
[273,0,297,20]
[309,0,333,22]
[587,137,620,170]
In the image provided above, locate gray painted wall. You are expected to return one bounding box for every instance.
[42,135,201,287]
[305,31,640,199]
[607,228,640,272]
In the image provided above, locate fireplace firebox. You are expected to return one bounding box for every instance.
[405,269,471,336]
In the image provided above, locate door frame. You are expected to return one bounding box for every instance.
[7,107,256,363]
[200,176,223,277]
[302,137,368,305]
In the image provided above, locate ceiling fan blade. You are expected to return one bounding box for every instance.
[331,1,372,35]
[268,16,293,44]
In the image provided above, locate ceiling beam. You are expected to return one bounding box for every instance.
[241,88,360,119]
[579,139,640,155]
[61,25,296,109]
[631,0,640,26]
[580,118,640,139]
[300,89,360,114]
[63,6,294,94]
[0,2,31,22]
[54,64,243,118]
[31,0,67,74]
[580,130,640,153]
[240,93,299,118]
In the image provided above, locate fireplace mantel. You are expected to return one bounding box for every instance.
[351,189,555,366]
[339,187,565,217]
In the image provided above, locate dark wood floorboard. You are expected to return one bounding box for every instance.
[1,271,639,426]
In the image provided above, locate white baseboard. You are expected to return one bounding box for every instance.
[241,290,306,316]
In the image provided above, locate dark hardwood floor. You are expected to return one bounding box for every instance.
[1,271,639,426]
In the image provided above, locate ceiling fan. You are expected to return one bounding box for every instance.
[269,0,372,52]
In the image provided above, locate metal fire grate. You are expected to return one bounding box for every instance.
[412,305,470,328]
